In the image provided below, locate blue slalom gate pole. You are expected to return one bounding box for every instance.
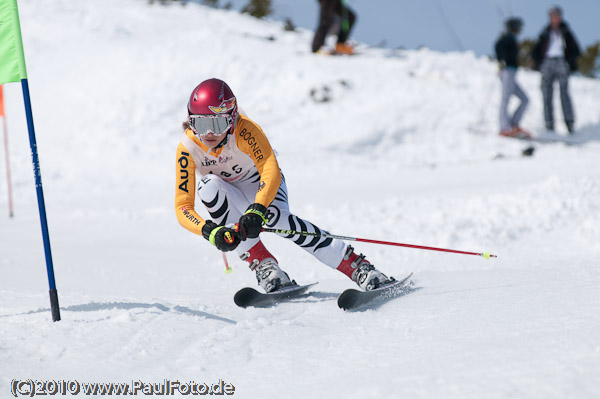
[21,78,61,322]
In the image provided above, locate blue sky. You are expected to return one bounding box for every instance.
[227,0,599,56]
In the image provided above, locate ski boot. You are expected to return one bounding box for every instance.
[334,42,354,55]
[240,241,293,293]
[336,245,391,291]
[499,126,532,139]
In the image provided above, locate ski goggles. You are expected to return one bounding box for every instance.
[189,114,232,136]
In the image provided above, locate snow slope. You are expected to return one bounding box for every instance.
[1,1,600,398]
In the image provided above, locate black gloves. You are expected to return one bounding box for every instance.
[202,220,240,252]
[237,203,268,240]
[201,203,268,250]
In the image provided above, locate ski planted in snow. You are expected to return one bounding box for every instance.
[337,273,415,311]
[234,282,318,308]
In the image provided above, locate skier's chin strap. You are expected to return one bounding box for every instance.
[208,129,231,154]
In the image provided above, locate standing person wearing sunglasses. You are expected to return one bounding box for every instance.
[175,78,392,293]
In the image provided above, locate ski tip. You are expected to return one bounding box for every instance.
[234,282,318,308]
[337,289,361,310]
[233,287,260,308]
[338,272,415,311]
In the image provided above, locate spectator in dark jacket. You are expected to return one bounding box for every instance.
[531,6,581,133]
[494,17,530,138]
[312,0,356,55]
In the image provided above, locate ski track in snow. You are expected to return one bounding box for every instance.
[1,1,600,398]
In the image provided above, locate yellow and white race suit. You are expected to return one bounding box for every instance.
[175,113,345,267]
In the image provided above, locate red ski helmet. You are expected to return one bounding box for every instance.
[187,78,238,136]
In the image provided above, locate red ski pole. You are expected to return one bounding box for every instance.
[263,228,497,259]
[222,252,232,274]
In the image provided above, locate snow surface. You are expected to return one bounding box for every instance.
[1,1,600,398]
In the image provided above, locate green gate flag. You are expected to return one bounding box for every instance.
[0,0,28,84]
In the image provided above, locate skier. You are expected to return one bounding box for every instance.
[312,0,356,55]
[531,6,580,133]
[175,78,391,293]
[494,17,530,138]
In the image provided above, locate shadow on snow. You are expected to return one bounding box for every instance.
[1,301,237,324]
